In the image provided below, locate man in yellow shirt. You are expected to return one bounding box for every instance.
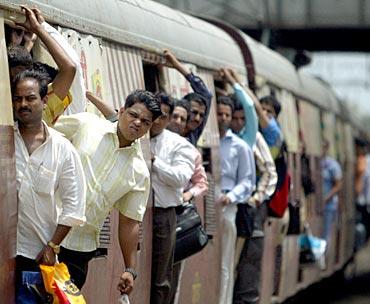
[8,6,75,125]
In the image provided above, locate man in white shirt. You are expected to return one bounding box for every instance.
[12,69,86,300]
[150,94,195,304]
[217,96,255,304]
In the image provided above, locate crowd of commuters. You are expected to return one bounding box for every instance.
[7,5,362,304]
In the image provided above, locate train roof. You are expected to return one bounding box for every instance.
[0,0,245,74]
[240,33,302,96]
[297,71,341,113]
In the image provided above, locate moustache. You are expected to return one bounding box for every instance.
[18,107,32,113]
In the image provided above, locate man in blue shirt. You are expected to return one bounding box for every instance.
[217,96,255,304]
[257,95,283,159]
[219,68,258,148]
[321,139,342,242]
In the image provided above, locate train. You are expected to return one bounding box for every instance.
[0,0,366,303]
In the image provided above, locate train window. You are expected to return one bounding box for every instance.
[202,148,216,237]
[96,215,111,257]
[143,63,160,93]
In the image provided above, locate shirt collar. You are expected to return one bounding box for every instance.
[14,120,51,140]
[224,129,233,139]
[237,126,246,136]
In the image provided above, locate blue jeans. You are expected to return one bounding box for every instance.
[15,256,51,304]
[323,208,337,242]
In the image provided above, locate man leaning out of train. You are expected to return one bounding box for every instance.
[53,90,162,295]
[150,93,196,304]
[217,96,256,304]
[12,69,86,302]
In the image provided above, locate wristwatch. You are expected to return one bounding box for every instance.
[124,267,137,280]
[47,241,61,254]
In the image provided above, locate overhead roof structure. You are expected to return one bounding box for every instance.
[155,0,370,29]
[155,0,370,51]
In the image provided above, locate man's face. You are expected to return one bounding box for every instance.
[13,78,46,125]
[118,102,153,142]
[261,102,276,119]
[231,109,245,133]
[187,100,206,131]
[217,103,232,132]
[150,104,171,137]
[167,106,188,135]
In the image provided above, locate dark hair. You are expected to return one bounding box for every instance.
[155,92,175,115]
[174,98,191,121]
[7,46,33,69]
[217,96,234,113]
[33,62,58,83]
[230,94,243,112]
[12,69,49,99]
[260,95,281,117]
[183,92,207,107]
[125,89,162,121]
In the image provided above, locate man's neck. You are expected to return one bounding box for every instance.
[18,121,44,136]
[219,128,227,139]
[150,129,164,139]
[18,121,46,155]
[117,125,133,148]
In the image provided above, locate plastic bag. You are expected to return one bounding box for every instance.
[118,294,130,304]
[298,230,327,264]
[40,263,86,304]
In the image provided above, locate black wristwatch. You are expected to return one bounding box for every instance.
[124,267,137,280]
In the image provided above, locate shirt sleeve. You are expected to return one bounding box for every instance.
[233,83,258,147]
[43,84,72,126]
[251,133,277,204]
[114,174,150,222]
[330,160,343,181]
[53,113,86,140]
[185,73,213,145]
[227,142,256,203]
[57,141,86,226]
[260,118,283,147]
[188,150,208,198]
[42,22,86,114]
[152,142,195,189]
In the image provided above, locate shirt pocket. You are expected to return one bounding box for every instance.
[32,164,56,195]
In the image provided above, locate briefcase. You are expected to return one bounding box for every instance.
[174,203,209,263]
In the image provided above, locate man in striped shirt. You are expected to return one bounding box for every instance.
[231,101,277,304]
[54,90,162,294]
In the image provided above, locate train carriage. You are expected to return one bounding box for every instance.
[0,0,364,303]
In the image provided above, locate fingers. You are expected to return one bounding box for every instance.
[117,281,133,295]
[20,5,33,17]
[32,8,45,23]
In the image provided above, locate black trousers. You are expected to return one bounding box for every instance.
[150,207,177,304]
[233,237,265,304]
[58,247,96,289]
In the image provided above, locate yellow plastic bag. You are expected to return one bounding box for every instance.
[40,263,86,304]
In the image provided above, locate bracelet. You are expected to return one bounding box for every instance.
[124,267,137,280]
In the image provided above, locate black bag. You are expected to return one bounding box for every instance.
[287,202,301,235]
[235,203,256,237]
[174,203,208,263]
